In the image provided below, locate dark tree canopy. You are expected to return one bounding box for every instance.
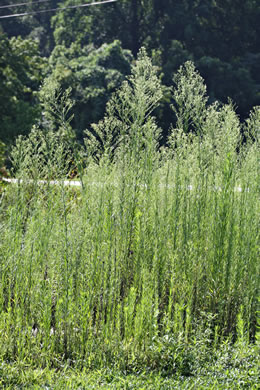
[0,0,259,144]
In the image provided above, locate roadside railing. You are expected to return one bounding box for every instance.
[1,177,249,192]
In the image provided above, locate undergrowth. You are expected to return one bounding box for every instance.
[0,49,259,386]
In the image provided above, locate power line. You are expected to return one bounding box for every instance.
[0,0,52,10]
[0,0,117,19]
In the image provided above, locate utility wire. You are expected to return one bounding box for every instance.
[0,0,52,10]
[0,0,117,19]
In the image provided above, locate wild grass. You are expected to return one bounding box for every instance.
[0,50,259,382]
[1,340,259,389]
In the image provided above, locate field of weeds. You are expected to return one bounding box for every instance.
[0,50,259,388]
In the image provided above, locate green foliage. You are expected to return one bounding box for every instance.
[0,341,259,388]
[46,40,133,139]
[85,47,162,165]
[39,78,74,135]
[0,140,6,170]
[0,52,259,383]
[51,0,93,48]
[197,55,259,115]
[243,105,260,144]
[1,0,259,130]
[171,61,208,135]
[0,140,8,192]
[162,40,193,85]
[0,34,46,143]
[11,81,80,181]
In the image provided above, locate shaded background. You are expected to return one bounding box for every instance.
[0,0,259,145]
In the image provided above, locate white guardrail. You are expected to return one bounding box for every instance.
[1,177,248,192]
[2,177,81,187]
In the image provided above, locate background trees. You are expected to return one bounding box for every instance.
[0,34,45,143]
[0,0,259,145]
[45,40,133,140]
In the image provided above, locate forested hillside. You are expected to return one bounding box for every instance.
[0,0,259,146]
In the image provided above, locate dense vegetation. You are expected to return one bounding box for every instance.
[0,51,259,388]
[0,0,259,147]
[0,1,259,387]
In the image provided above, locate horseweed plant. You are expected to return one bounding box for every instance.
[0,49,259,374]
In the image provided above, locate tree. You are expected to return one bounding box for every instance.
[0,0,59,56]
[45,40,133,139]
[0,34,46,143]
[1,0,259,142]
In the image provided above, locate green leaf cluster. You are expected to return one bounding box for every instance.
[46,40,133,139]
[0,34,46,143]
